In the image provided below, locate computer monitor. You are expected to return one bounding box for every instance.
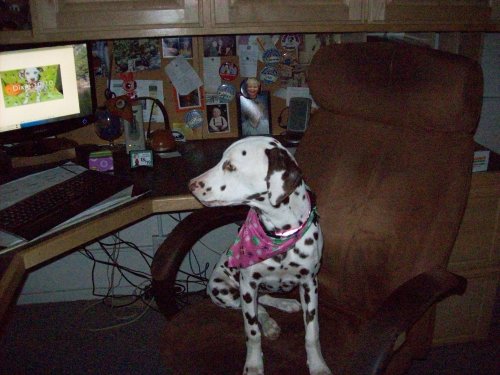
[0,42,97,156]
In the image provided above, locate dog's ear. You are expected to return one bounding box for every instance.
[18,70,25,79]
[265,147,303,207]
[38,67,44,72]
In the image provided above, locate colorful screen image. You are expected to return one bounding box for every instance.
[0,65,64,107]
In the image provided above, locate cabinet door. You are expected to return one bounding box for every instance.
[212,0,363,34]
[369,0,491,27]
[31,0,202,41]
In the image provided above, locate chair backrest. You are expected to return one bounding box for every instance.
[296,41,483,315]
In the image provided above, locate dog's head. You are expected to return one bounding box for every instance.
[189,137,302,208]
[19,67,42,83]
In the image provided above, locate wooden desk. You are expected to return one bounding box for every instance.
[0,138,233,329]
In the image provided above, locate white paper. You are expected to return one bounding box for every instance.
[473,150,490,172]
[203,57,222,94]
[0,162,140,252]
[165,56,203,95]
[238,48,259,78]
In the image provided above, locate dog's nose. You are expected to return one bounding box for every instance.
[188,180,198,192]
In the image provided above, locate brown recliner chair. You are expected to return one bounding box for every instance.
[151,41,483,374]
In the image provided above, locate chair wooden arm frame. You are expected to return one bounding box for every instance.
[344,268,466,374]
[151,206,248,317]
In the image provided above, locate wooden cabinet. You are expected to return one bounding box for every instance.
[373,0,492,26]
[433,171,500,344]
[0,0,497,44]
[30,0,203,41]
[212,0,359,34]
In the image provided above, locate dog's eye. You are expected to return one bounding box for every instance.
[222,160,236,172]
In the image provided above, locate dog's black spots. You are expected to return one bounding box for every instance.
[304,288,311,304]
[213,278,224,283]
[245,312,258,325]
[289,262,300,268]
[314,232,319,240]
[293,248,300,254]
[230,287,240,297]
[246,193,265,201]
[300,268,310,276]
[250,330,257,336]
[302,193,306,200]
[295,274,302,279]
[305,238,314,246]
[269,141,278,147]
[199,181,205,188]
[272,254,285,262]
[220,185,226,191]
[252,272,262,280]
[206,187,212,191]
[242,150,247,156]
[282,196,290,205]
[222,160,237,172]
[220,288,229,295]
[223,270,232,277]
[250,281,257,289]
[305,309,316,324]
[298,220,303,226]
[294,191,300,196]
[202,192,206,196]
[243,293,253,304]
[282,224,291,231]
[212,288,220,296]
[224,260,229,267]
[267,266,276,271]
[234,272,240,282]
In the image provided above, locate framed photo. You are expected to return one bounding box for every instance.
[206,103,230,134]
[162,37,193,59]
[130,150,154,168]
[237,91,272,136]
[174,86,204,112]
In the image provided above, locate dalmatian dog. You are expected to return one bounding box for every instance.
[189,136,331,375]
[19,67,45,104]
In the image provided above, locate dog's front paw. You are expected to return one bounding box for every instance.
[309,364,332,375]
[243,366,264,375]
[310,370,332,375]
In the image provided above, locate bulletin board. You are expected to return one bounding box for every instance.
[69,33,341,146]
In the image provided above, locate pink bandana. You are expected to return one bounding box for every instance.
[227,205,317,269]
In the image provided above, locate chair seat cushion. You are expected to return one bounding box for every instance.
[160,296,363,375]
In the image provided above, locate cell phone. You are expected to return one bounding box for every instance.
[287,97,312,133]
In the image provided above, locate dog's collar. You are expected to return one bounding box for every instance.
[227,194,318,269]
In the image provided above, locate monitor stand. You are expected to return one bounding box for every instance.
[5,137,79,157]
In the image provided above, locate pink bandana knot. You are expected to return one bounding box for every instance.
[227,205,318,269]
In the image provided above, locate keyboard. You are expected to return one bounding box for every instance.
[0,170,133,241]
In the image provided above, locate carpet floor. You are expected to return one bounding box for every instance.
[0,300,498,374]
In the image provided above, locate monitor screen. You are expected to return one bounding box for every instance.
[0,42,96,148]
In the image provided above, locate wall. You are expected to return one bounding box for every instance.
[474,33,500,154]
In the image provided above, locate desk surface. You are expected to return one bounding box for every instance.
[0,138,235,328]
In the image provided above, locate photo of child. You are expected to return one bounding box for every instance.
[237,78,271,136]
[207,104,229,133]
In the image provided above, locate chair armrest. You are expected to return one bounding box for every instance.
[343,267,467,375]
[151,205,248,317]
